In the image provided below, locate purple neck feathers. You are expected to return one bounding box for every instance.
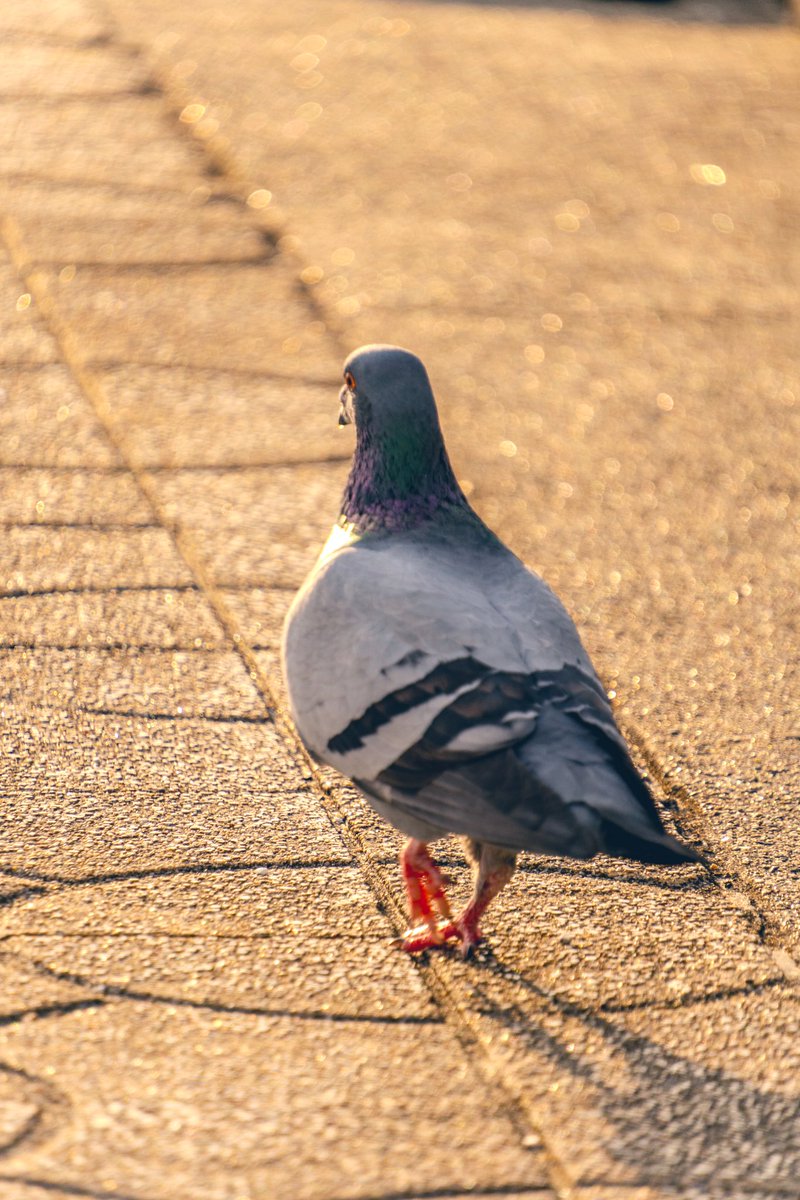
[340,420,467,532]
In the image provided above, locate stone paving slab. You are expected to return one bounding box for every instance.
[101,366,347,467]
[0,174,263,279]
[0,262,59,365]
[0,785,349,878]
[31,262,338,373]
[0,1004,549,1200]
[0,98,207,190]
[146,463,348,586]
[286,203,800,314]
[0,366,122,467]
[0,647,264,718]
[1,708,305,799]
[2,705,350,875]
[0,468,152,526]
[0,43,150,97]
[444,971,800,1189]
[0,784,349,879]
[0,866,389,940]
[2,527,193,594]
[12,207,268,268]
[3,933,437,1022]
[0,587,224,650]
[0,0,107,42]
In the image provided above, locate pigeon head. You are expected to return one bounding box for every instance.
[338,345,467,531]
[338,345,437,432]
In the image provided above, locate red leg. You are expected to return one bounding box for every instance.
[398,839,453,951]
[448,856,515,959]
[397,840,516,958]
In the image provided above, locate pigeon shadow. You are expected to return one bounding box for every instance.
[465,949,800,1187]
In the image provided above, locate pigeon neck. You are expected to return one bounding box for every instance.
[340,419,467,532]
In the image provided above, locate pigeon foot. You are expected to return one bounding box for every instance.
[398,839,453,947]
[397,916,456,953]
[396,909,483,957]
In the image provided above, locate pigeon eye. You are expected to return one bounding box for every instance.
[344,371,356,391]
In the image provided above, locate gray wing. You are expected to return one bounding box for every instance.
[357,661,700,864]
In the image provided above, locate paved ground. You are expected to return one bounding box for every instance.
[1,0,799,1197]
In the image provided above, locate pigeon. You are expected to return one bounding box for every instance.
[282,345,702,957]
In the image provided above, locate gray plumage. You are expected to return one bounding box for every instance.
[282,345,701,953]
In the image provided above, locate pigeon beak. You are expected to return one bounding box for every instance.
[338,405,351,427]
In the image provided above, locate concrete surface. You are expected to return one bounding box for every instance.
[0,0,799,1197]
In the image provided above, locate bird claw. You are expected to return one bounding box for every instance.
[397,917,455,953]
[395,914,483,958]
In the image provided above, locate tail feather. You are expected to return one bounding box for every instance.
[517,704,703,867]
[594,811,703,866]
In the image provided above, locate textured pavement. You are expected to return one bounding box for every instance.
[1,0,799,1197]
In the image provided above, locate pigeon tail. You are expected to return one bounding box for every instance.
[573,804,704,866]
[515,704,703,867]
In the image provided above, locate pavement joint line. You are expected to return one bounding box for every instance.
[214,581,298,591]
[0,1173,151,1200]
[325,1190,553,1200]
[0,1108,45,1166]
[514,860,713,891]
[0,171,242,202]
[0,643,231,651]
[626,720,800,975]
[0,90,160,104]
[20,255,277,271]
[25,258,281,279]
[364,297,800,321]
[1,522,162,531]
[563,1186,800,1198]
[0,645,242,655]
[0,362,65,372]
[0,860,359,887]
[0,35,118,50]
[592,974,791,1013]
[72,707,271,723]
[0,1057,71,1155]
[136,455,354,471]
[0,584,200,599]
[0,890,48,909]
[0,931,392,943]
[3,92,174,111]
[0,466,132,474]
[82,359,340,384]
